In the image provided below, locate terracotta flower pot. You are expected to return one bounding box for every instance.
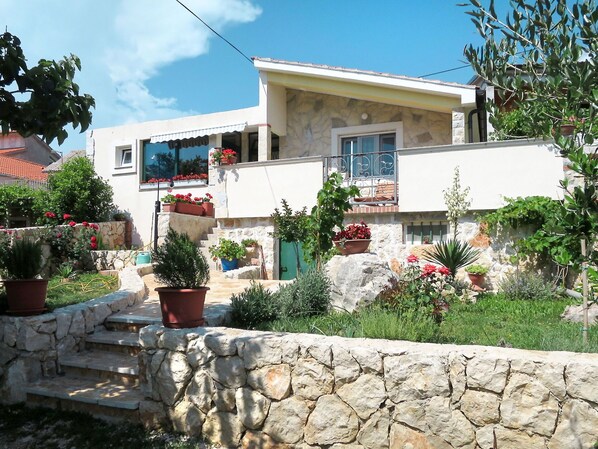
[202,202,214,217]
[468,273,486,289]
[559,124,576,136]
[5,279,48,316]
[175,202,204,216]
[334,239,371,255]
[221,156,237,165]
[162,203,176,212]
[155,287,210,328]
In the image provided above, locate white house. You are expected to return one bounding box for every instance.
[89,58,564,279]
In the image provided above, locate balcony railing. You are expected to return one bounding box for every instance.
[323,150,399,205]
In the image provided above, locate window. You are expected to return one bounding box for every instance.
[142,139,209,182]
[341,133,396,177]
[222,132,242,158]
[405,222,449,245]
[120,148,132,166]
[113,143,136,175]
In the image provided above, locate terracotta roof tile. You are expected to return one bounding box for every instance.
[0,155,48,182]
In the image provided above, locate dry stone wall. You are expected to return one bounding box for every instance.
[0,265,150,404]
[138,326,598,449]
[158,212,216,246]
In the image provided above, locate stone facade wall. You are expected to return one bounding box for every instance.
[0,265,150,404]
[90,250,143,271]
[283,89,452,158]
[138,326,598,449]
[158,212,216,246]
[217,218,276,279]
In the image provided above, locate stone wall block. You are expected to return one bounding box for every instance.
[292,358,334,400]
[332,346,361,386]
[159,329,189,352]
[239,335,284,369]
[187,338,215,368]
[16,325,52,352]
[336,374,386,420]
[460,390,500,426]
[68,310,85,337]
[156,351,192,406]
[56,335,76,357]
[304,394,359,445]
[566,362,598,404]
[389,423,451,449]
[500,373,559,437]
[185,370,214,414]
[247,364,292,401]
[549,399,598,449]
[202,409,244,447]
[168,400,205,436]
[139,325,163,349]
[262,396,312,444]
[306,343,332,368]
[209,356,246,389]
[3,322,17,347]
[486,426,547,449]
[214,386,236,412]
[357,408,390,449]
[425,396,476,448]
[466,357,509,393]
[241,430,292,449]
[90,303,112,326]
[384,354,450,403]
[139,400,168,429]
[55,313,71,340]
[392,399,428,432]
[82,308,94,333]
[448,352,466,404]
[235,387,271,429]
[204,332,238,356]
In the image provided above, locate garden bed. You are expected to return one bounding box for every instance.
[253,295,598,353]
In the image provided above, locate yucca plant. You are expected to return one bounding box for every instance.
[423,240,480,276]
[0,238,44,279]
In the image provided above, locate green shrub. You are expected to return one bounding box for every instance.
[359,305,440,342]
[423,240,480,275]
[230,281,278,328]
[498,271,557,301]
[152,229,209,289]
[0,237,43,279]
[278,269,331,318]
[47,156,114,222]
[0,183,49,226]
[209,238,246,261]
[465,264,489,275]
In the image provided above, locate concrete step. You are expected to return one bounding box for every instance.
[26,377,143,422]
[85,330,140,355]
[59,350,139,386]
[104,314,161,333]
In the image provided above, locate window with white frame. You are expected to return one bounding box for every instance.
[120,148,132,166]
[113,142,136,175]
[405,222,449,245]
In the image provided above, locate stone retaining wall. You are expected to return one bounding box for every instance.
[138,326,598,449]
[158,212,216,246]
[0,265,151,404]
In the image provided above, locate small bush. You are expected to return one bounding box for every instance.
[359,305,440,342]
[230,282,278,328]
[498,271,557,301]
[278,269,331,318]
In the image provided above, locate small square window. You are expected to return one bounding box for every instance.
[405,222,449,245]
[120,148,132,166]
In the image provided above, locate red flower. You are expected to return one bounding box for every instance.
[90,223,99,230]
[438,266,451,276]
[422,263,438,277]
[69,221,76,227]
[63,213,72,220]
[45,211,56,219]
[407,254,419,263]
[90,236,97,243]
[82,221,89,227]
[90,242,98,250]
[56,233,62,238]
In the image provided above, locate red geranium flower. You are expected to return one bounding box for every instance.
[69,221,76,227]
[63,213,72,220]
[45,211,56,219]
[90,236,97,243]
[90,242,98,250]
[90,223,99,230]
[407,254,419,263]
[438,266,451,276]
[82,221,89,227]
[421,263,438,277]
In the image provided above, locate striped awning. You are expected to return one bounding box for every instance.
[150,123,247,147]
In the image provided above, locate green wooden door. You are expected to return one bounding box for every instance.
[279,240,311,280]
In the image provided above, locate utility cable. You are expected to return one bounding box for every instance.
[419,64,470,78]
[175,0,254,65]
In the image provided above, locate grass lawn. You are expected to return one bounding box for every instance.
[0,404,209,449]
[46,272,119,310]
[258,295,598,353]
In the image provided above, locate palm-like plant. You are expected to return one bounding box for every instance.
[423,240,480,276]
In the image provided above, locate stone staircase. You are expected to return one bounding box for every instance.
[198,228,219,270]
[25,314,157,422]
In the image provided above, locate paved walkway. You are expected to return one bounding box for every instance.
[111,270,285,326]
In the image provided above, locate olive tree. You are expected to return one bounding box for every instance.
[0,31,95,144]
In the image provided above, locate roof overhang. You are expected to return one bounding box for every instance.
[254,58,477,113]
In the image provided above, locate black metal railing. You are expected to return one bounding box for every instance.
[323,150,399,205]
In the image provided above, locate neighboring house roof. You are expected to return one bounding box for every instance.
[42,150,87,172]
[0,155,48,182]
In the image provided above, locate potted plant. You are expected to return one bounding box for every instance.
[332,221,371,255]
[201,192,214,217]
[161,192,205,216]
[465,263,489,289]
[152,228,210,328]
[209,238,246,271]
[211,147,238,166]
[0,234,48,315]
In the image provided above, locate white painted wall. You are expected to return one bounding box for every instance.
[398,140,564,212]
[214,157,323,218]
[89,107,260,246]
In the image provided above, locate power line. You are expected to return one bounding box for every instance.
[175,0,253,65]
[419,64,471,78]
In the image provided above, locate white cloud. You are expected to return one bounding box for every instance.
[0,0,261,150]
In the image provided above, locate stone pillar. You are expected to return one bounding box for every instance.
[258,125,272,162]
[452,108,466,144]
[241,132,249,163]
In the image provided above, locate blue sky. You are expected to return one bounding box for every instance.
[1,0,488,154]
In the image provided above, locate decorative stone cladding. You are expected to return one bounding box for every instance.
[283,89,452,158]
[138,326,598,449]
[0,265,150,404]
[158,212,216,246]
[217,218,275,279]
[90,250,141,271]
